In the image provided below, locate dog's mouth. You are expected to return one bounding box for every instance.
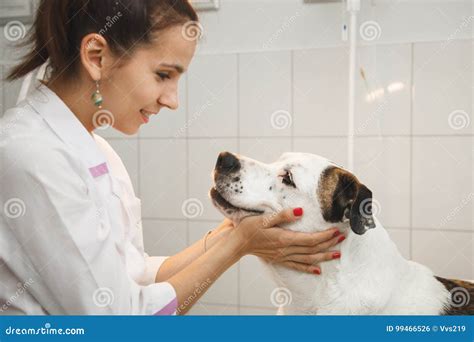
[210,187,264,217]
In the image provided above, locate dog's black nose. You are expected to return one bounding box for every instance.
[216,151,240,174]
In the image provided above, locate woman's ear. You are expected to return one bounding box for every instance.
[80,33,109,81]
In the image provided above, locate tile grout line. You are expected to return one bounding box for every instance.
[409,42,414,260]
[190,38,472,58]
[103,133,474,140]
[1,66,4,117]
[290,50,295,152]
[185,73,190,246]
[236,53,241,315]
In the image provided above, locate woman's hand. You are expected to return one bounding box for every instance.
[230,208,345,275]
[166,208,342,314]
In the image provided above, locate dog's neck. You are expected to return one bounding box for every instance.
[274,217,408,314]
[313,217,404,274]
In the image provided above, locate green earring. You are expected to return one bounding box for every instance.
[91,80,103,108]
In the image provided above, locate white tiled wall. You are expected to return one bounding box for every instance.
[413,40,473,135]
[355,44,412,135]
[1,0,472,315]
[188,54,239,137]
[137,39,474,315]
[294,47,349,137]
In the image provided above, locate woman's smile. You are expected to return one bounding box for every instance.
[140,109,156,124]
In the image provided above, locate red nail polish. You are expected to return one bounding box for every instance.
[313,268,321,275]
[332,230,341,238]
[293,207,303,217]
[332,252,341,259]
[338,235,346,243]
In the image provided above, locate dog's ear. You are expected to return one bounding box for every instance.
[318,166,376,235]
[348,182,376,234]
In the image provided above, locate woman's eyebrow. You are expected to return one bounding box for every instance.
[159,63,185,74]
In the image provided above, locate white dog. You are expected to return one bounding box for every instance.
[210,151,473,315]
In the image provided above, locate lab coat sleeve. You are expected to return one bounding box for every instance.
[143,255,169,285]
[1,141,178,315]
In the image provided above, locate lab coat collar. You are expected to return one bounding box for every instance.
[26,83,108,177]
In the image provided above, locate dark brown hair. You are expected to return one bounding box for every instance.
[7,0,198,81]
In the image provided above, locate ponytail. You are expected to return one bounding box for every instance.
[7,0,198,81]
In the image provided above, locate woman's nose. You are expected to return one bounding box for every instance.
[158,90,178,110]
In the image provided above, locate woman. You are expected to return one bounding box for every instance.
[0,0,344,315]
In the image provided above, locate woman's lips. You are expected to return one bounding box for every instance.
[140,111,149,124]
[140,109,155,124]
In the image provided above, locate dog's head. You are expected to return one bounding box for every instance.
[209,151,376,235]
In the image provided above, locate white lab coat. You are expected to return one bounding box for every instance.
[0,83,177,315]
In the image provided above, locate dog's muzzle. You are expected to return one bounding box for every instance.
[210,152,263,219]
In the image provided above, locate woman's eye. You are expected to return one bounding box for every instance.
[156,72,170,81]
[281,170,296,188]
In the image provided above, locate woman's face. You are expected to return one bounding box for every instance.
[100,25,197,135]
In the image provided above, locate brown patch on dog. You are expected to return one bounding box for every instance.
[318,166,358,223]
[317,166,375,234]
[435,276,474,315]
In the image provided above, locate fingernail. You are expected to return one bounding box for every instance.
[332,230,341,238]
[337,235,346,243]
[332,252,341,259]
[293,207,303,217]
[312,268,321,275]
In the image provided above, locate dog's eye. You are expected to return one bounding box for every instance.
[281,170,296,188]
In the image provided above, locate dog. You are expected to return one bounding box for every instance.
[210,151,474,315]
